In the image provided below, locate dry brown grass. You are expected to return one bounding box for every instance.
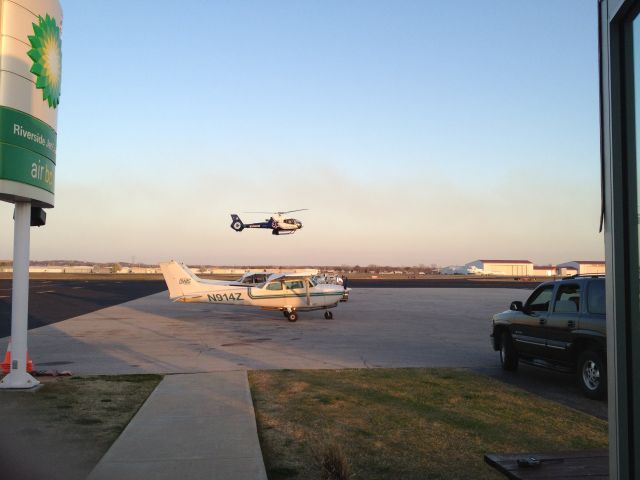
[249,368,608,480]
[0,374,161,479]
[314,441,352,480]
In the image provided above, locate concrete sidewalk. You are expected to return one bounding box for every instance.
[88,371,267,480]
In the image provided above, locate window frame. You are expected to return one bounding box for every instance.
[553,283,581,313]
[525,284,555,312]
[600,1,640,476]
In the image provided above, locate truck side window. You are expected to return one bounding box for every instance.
[587,280,606,314]
[526,285,554,312]
[554,283,581,313]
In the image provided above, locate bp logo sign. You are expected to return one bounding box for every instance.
[27,14,62,109]
[0,0,62,208]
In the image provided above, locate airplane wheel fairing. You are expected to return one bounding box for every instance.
[287,311,298,322]
[324,311,333,319]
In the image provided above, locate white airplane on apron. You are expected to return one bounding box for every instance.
[159,261,345,322]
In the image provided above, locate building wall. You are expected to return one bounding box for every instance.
[557,262,605,275]
[533,267,555,277]
[469,261,533,276]
[557,267,578,276]
[578,263,606,274]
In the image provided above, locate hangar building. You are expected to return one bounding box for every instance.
[464,259,533,276]
[556,261,605,275]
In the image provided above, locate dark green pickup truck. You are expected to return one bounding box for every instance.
[490,275,606,399]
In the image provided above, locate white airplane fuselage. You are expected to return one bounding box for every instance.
[176,284,343,309]
[160,261,344,313]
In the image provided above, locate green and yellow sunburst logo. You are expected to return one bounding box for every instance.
[27,14,62,109]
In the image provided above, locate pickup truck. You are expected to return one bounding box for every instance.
[490,275,606,399]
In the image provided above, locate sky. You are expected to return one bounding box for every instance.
[0,0,603,266]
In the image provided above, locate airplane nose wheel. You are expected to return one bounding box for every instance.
[324,311,333,320]
[286,311,298,322]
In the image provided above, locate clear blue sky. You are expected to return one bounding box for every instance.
[0,0,602,266]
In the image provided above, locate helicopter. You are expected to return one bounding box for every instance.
[230,209,307,235]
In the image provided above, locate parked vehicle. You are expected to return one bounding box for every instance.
[490,275,606,399]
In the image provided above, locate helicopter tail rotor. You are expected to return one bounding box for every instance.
[230,214,245,232]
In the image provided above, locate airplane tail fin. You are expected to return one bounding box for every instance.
[230,214,245,232]
[159,261,205,299]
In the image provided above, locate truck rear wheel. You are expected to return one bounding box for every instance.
[500,331,518,371]
[577,350,606,400]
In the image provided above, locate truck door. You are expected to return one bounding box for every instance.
[545,282,581,364]
[511,284,554,357]
[580,279,606,349]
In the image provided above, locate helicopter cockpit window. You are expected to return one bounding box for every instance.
[284,219,295,225]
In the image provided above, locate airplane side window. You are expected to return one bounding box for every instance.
[266,282,283,291]
[285,280,304,289]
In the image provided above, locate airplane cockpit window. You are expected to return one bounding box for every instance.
[266,281,283,290]
[241,274,265,284]
[284,280,304,289]
[307,278,316,287]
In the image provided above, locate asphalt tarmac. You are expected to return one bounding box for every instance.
[0,280,166,338]
[0,278,540,339]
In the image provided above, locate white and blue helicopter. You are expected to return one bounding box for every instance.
[230,209,307,235]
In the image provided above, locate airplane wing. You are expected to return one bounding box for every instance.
[265,272,315,282]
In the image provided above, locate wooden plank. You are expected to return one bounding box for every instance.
[484,450,608,479]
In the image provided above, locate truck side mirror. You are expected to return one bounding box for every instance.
[510,301,523,311]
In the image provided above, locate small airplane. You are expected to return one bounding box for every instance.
[159,261,344,321]
[230,209,307,235]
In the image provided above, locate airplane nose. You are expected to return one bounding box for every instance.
[297,223,303,229]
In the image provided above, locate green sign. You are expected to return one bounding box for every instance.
[0,106,56,193]
[0,144,55,194]
[0,107,56,162]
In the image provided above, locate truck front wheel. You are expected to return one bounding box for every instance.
[500,331,518,371]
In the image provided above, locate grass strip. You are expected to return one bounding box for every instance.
[249,368,607,480]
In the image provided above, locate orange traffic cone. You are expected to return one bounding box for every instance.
[1,342,33,374]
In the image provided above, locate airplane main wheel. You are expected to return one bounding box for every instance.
[324,311,333,319]
[233,221,242,230]
[287,311,298,322]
